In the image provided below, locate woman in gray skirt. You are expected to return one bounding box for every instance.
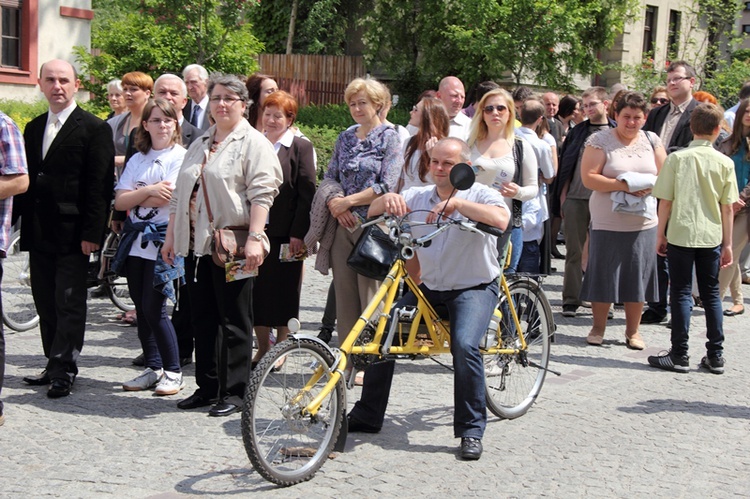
[579,92,667,349]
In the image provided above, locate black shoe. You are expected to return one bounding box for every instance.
[179,357,193,367]
[23,369,50,386]
[561,305,578,318]
[347,414,381,433]
[131,353,145,367]
[460,437,483,460]
[647,350,689,373]
[640,309,666,324]
[177,392,217,410]
[551,247,564,259]
[318,327,334,344]
[700,355,725,375]
[47,379,72,398]
[208,401,241,417]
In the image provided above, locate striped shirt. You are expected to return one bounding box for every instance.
[0,111,28,255]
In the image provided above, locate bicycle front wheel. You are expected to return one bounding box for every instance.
[242,338,344,486]
[101,232,134,312]
[485,278,552,419]
[1,231,39,332]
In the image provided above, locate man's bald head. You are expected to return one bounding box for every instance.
[437,76,466,119]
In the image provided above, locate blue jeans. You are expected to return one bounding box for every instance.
[667,244,724,358]
[505,226,523,274]
[350,280,499,439]
[517,240,540,274]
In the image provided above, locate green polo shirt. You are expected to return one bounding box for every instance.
[653,139,738,248]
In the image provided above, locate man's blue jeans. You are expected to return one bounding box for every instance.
[667,243,724,358]
[506,226,523,274]
[350,280,499,439]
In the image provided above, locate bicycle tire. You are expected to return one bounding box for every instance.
[1,231,39,332]
[101,232,134,312]
[242,338,344,486]
[484,278,552,419]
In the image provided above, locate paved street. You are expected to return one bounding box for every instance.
[1,256,749,497]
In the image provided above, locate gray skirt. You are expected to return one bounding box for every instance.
[580,227,659,304]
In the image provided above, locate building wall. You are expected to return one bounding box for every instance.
[737,4,750,49]
[0,1,93,102]
[596,0,708,90]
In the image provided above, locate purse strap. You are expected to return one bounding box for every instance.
[199,156,215,230]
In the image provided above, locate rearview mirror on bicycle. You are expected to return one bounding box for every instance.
[449,162,476,191]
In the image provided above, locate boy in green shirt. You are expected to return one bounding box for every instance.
[648,103,738,374]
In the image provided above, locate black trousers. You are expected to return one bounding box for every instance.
[189,255,254,406]
[29,250,89,383]
[171,254,195,359]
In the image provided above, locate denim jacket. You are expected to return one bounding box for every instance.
[110,218,185,304]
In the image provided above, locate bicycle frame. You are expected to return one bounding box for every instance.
[300,257,528,418]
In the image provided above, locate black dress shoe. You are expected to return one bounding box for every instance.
[179,357,193,367]
[23,369,51,386]
[723,307,745,317]
[177,392,217,410]
[131,353,145,366]
[47,379,72,398]
[347,414,381,433]
[640,309,666,324]
[208,401,241,417]
[459,437,483,460]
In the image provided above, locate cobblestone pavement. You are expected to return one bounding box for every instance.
[2,256,749,497]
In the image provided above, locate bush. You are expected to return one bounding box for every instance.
[295,124,339,180]
[0,99,111,131]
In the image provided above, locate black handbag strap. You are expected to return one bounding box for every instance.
[511,137,524,228]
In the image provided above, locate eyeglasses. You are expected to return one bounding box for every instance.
[582,101,602,109]
[651,98,669,105]
[147,118,175,125]
[209,96,242,104]
[667,76,690,85]
[483,104,508,113]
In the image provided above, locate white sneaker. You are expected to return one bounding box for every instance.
[123,368,163,391]
[154,371,185,396]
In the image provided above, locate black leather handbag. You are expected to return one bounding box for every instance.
[347,224,399,280]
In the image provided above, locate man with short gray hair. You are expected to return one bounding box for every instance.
[182,64,210,131]
[154,74,202,147]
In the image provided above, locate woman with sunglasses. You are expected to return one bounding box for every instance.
[649,87,669,111]
[468,88,537,273]
[113,99,186,395]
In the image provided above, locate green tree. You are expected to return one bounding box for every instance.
[361,0,639,101]
[76,0,263,99]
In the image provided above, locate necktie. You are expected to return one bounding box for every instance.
[42,114,60,159]
[190,105,201,127]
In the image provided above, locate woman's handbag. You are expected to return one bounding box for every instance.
[347,224,399,280]
[211,226,249,267]
[200,165,251,268]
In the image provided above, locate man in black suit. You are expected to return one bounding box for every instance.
[18,59,114,398]
[641,60,699,325]
[153,74,202,148]
[182,64,210,132]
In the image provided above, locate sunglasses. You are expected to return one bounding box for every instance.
[651,98,669,105]
[483,104,508,113]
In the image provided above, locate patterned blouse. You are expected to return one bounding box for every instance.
[324,124,402,219]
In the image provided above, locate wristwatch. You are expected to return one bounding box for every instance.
[247,231,264,242]
[247,231,270,256]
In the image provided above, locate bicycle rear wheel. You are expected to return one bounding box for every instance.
[101,232,134,312]
[242,338,344,486]
[1,231,39,332]
[484,278,552,419]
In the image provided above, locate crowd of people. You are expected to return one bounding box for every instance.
[0,57,746,459]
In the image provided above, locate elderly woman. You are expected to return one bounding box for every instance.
[108,72,153,172]
[251,91,317,366]
[717,97,750,317]
[246,73,278,131]
[322,78,401,342]
[468,88,537,273]
[579,91,667,349]
[162,74,282,417]
[106,79,126,119]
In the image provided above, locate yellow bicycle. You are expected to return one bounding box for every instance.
[241,188,556,487]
